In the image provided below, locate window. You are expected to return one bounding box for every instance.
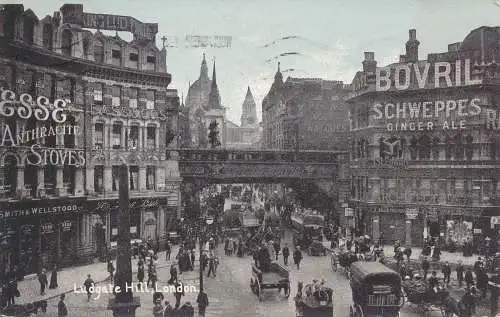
[63,166,75,195]
[455,134,464,160]
[129,88,138,108]
[0,156,17,198]
[465,135,473,161]
[112,123,122,149]
[93,84,103,104]
[146,167,156,190]
[129,166,139,191]
[146,90,155,110]
[23,18,35,44]
[64,116,76,148]
[112,86,121,106]
[418,135,431,160]
[42,24,53,50]
[94,166,104,193]
[128,125,139,149]
[94,40,104,63]
[409,137,418,160]
[147,126,156,148]
[129,53,139,61]
[445,136,453,160]
[146,55,156,64]
[111,47,121,67]
[94,123,104,148]
[112,166,120,191]
[432,137,440,160]
[61,30,73,56]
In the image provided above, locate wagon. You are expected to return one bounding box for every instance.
[307,240,327,256]
[298,285,334,317]
[250,262,290,301]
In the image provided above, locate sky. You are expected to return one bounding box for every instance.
[15,0,500,125]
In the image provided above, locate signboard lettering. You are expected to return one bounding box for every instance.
[0,204,83,220]
[93,199,165,212]
[91,104,168,121]
[82,13,158,42]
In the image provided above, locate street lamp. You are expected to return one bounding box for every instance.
[198,216,214,293]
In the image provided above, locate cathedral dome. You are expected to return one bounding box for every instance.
[186,53,212,111]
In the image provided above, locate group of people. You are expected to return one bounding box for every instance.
[294,279,333,317]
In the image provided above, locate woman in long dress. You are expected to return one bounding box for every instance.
[49,264,58,289]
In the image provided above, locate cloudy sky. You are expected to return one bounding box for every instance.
[17,0,500,124]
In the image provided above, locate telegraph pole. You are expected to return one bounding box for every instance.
[108,164,141,317]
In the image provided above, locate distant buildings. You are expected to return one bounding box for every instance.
[346,28,500,248]
[184,54,226,148]
[226,87,262,149]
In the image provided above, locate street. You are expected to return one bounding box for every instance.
[13,232,489,317]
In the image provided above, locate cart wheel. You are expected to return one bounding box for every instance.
[256,279,263,301]
[284,281,291,298]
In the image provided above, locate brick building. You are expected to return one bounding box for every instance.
[347,28,500,248]
[0,4,181,275]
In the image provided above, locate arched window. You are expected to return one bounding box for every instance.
[24,155,38,197]
[1,155,18,198]
[409,136,418,160]
[23,17,35,44]
[94,40,104,63]
[61,29,73,56]
[465,135,473,161]
[42,23,53,49]
[418,135,431,160]
[111,43,121,67]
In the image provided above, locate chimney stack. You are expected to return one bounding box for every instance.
[405,29,420,62]
[362,52,377,73]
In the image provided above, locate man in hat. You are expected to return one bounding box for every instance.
[38,269,48,295]
[293,246,303,270]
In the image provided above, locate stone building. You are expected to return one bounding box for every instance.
[0,4,181,275]
[226,86,262,149]
[347,28,500,248]
[185,54,226,147]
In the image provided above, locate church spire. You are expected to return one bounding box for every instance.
[274,61,283,83]
[199,53,208,79]
[241,86,257,127]
[207,59,221,110]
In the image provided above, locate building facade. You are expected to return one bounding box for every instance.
[262,63,350,151]
[347,28,500,248]
[184,54,226,148]
[226,86,261,149]
[0,4,181,275]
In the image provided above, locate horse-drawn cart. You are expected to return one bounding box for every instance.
[250,262,290,301]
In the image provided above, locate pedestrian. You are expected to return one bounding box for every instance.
[174,281,184,309]
[465,268,475,288]
[57,294,68,317]
[461,287,476,317]
[207,253,216,278]
[282,244,290,266]
[476,269,489,299]
[84,274,94,301]
[456,261,464,287]
[107,260,115,282]
[5,280,14,306]
[153,297,164,317]
[422,258,430,281]
[403,245,412,263]
[442,262,451,285]
[49,264,58,289]
[294,281,305,317]
[428,271,439,290]
[490,272,500,317]
[137,262,145,285]
[273,240,280,261]
[163,300,173,317]
[191,250,196,270]
[132,241,138,259]
[150,266,158,290]
[432,244,441,261]
[224,238,229,256]
[196,291,209,317]
[293,246,303,270]
[165,240,171,261]
[180,301,195,317]
[474,257,483,277]
[38,269,48,295]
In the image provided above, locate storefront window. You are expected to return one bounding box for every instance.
[129,166,139,191]
[418,135,431,159]
[44,165,56,196]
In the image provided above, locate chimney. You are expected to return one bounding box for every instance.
[405,29,420,62]
[362,52,377,73]
[448,42,461,52]
[399,55,407,63]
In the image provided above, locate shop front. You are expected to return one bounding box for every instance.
[0,198,86,277]
[86,197,169,254]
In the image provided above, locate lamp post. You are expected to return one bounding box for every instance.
[107,164,140,317]
[198,216,214,293]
